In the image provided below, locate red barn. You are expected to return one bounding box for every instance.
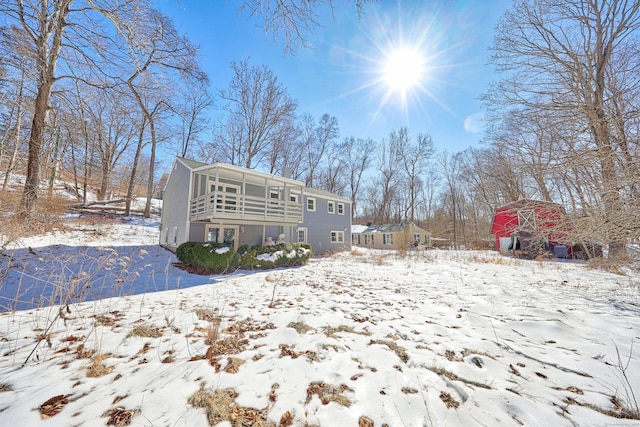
[491,199,569,256]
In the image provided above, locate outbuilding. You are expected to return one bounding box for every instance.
[491,199,569,256]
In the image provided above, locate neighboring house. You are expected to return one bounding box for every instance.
[160,158,352,255]
[491,199,572,256]
[351,222,431,250]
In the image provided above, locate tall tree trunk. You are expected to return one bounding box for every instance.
[18,0,71,217]
[47,128,62,199]
[2,76,23,193]
[144,119,156,218]
[125,116,146,216]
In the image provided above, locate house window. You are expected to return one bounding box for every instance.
[213,183,240,212]
[307,197,316,212]
[330,231,345,243]
[364,234,372,245]
[338,203,344,215]
[206,225,238,250]
[297,227,307,243]
[352,234,360,245]
[328,201,335,214]
[383,233,393,245]
[414,233,421,243]
[290,192,299,203]
[270,189,280,200]
[171,226,178,244]
[207,227,220,242]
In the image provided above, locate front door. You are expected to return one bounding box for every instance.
[206,225,239,251]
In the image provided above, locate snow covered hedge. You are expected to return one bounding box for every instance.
[176,241,312,274]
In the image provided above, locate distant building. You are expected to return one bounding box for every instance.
[351,222,431,250]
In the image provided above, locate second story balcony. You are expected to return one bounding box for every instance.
[188,163,305,225]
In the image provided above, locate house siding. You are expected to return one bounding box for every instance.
[160,159,193,249]
[300,193,351,254]
[161,158,351,255]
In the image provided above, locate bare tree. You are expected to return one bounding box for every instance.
[486,0,640,259]
[110,7,203,217]
[307,113,339,189]
[238,0,371,53]
[391,127,434,223]
[214,59,298,170]
[366,134,400,224]
[342,136,374,218]
[172,77,212,158]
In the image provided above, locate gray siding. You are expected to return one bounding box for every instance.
[240,225,265,247]
[300,194,351,254]
[189,222,206,242]
[160,160,192,249]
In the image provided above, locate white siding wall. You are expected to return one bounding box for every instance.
[159,160,192,249]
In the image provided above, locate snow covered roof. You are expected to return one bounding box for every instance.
[351,225,369,234]
[352,223,427,234]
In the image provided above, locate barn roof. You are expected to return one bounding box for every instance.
[496,199,565,212]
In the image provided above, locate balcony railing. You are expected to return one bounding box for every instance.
[190,191,303,223]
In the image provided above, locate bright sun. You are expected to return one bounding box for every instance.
[383,48,425,92]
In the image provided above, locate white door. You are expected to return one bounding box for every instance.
[499,237,512,254]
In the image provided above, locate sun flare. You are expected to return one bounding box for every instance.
[383,48,425,92]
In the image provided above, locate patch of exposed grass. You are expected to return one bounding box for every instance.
[206,336,249,357]
[426,366,492,389]
[102,407,136,426]
[440,391,459,409]
[305,381,353,407]
[287,321,314,334]
[194,308,220,322]
[188,386,275,426]
[322,325,371,338]
[126,325,163,339]
[370,339,409,363]
[87,353,114,378]
[564,395,640,420]
[279,344,319,363]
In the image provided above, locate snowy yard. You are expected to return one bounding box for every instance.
[1,217,639,426]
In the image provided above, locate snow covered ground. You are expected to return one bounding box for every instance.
[1,216,640,426]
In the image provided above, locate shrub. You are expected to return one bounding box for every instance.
[176,241,312,273]
[176,241,236,273]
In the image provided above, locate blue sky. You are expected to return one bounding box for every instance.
[155,0,512,153]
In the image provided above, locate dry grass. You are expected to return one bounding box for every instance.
[87,353,114,377]
[370,339,409,363]
[103,407,136,426]
[305,382,353,407]
[322,325,371,338]
[188,386,275,427]
[587,258,626,275]
[376,253,394,265]
[439,391,460,409]
[426,366,492,389]
[126,325,163,339]
[287,321,314,334]
[195,307,220,322]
